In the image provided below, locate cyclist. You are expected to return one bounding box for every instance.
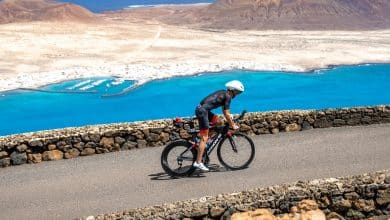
[193,80,245,171]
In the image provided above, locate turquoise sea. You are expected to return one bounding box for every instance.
[57,0,215,12]
[0,64,389,136]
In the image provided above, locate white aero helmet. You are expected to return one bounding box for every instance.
[225,80,244,92]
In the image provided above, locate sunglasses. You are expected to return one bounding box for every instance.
[233,90,242,95]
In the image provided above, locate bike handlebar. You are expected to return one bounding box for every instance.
[234,110,247,122]
[224,110,247,128]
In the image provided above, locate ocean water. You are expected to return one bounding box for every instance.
[0,64,389,136]
[57,0,215,12]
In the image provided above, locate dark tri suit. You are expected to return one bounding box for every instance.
[195,90,232,132]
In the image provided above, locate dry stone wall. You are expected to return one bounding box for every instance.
[1,105,389,168]
[80,170,390,220]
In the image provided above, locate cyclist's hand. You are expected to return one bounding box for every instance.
[232,123,240,130]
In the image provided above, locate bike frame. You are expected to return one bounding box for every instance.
[205,132,223,155]
[178,125,231,164]
[175,110,246,164]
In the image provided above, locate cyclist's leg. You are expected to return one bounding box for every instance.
[195,107,209,164]
[207,111,219,138]
[197,129,208,164]
[208,111,218,126]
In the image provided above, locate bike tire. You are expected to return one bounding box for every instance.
[161,140,197,177]
[217,133,255,170]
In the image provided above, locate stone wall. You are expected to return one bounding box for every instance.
[1,105,389,168]
[80,170,390,220]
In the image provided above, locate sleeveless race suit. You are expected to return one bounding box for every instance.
[195,90,232,133]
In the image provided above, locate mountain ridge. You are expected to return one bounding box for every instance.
[198,0,390,29]
[1,0,390,29]
[0,0,96,24]
[120,0,390,30]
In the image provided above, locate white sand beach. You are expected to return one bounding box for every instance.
[0,20,390,92]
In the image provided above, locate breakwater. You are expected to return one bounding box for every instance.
[0,105,389,168]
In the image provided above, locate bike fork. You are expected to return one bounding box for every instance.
[228,136,238,153]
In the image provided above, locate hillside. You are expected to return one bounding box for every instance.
[119,0,390,30]
[2,0,389,29]
[0,0,96,24]
[200,0,390,29]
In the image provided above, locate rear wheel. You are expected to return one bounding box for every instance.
[217,133,255,170]
[161,140,197,176]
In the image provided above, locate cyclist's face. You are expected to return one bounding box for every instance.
[232,90,242,98]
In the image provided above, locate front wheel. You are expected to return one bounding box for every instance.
[161,140,197,176]
[217,133,255,170]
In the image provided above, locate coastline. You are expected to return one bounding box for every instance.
[0,62,305,93]
[1,19,389,93]
[0,61,389,93]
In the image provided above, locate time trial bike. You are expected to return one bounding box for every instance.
[161,110,255,176]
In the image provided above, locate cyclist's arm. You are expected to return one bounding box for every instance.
[222,93,238,129]
[223,109,235,127]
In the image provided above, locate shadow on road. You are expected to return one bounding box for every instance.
[149,164,228,180]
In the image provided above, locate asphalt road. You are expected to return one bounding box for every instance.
[1,124,389,220]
